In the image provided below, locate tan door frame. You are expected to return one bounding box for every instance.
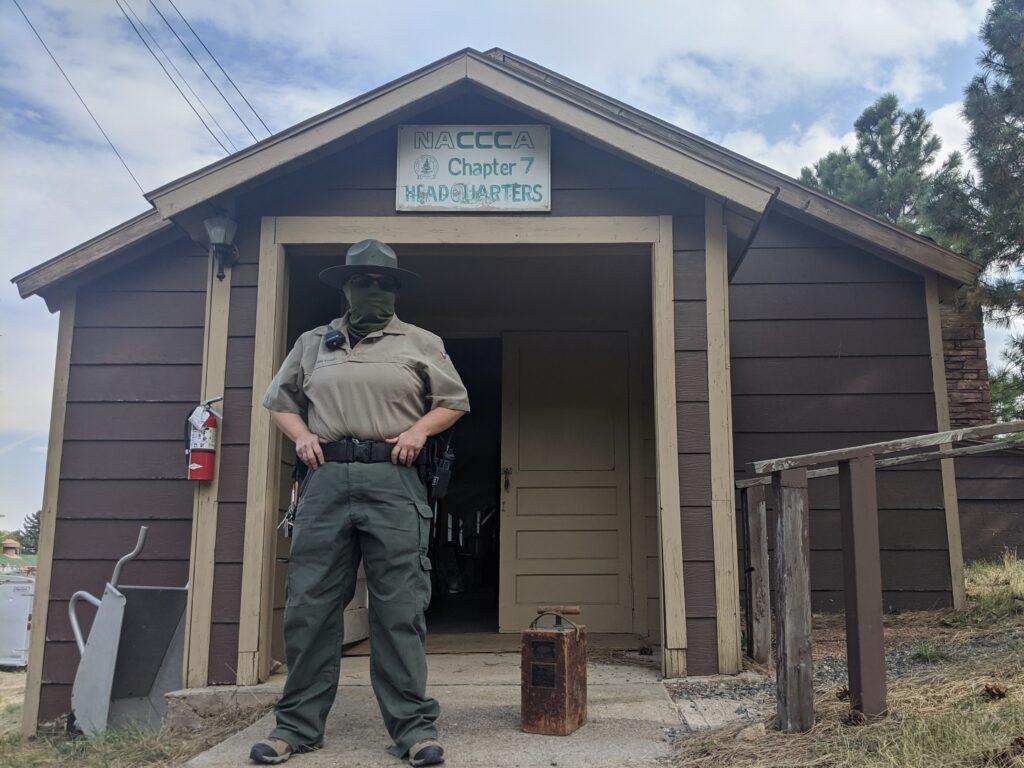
[236,215,686,682]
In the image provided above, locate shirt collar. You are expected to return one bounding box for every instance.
[315,312,408,337]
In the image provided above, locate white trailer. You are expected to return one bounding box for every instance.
[0,575,34,667]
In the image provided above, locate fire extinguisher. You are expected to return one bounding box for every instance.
[185,396,223,481]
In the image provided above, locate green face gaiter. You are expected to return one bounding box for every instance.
[343,279,396,341]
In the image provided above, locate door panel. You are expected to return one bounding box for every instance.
[499,332,633,632]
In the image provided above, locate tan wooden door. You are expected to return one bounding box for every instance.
[499,332,633,632]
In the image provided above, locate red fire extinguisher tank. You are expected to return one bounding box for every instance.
[186,398,222,481]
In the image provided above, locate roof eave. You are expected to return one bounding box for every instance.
[11,208,175,302]
[15,46,981,300]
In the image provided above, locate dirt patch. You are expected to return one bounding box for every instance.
[670,552,1024,767]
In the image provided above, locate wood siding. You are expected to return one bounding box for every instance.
[38,238,205,722]
[671,227,720,673]
[38,86,975,706]
[957,452,1024,563]
[731,214,951,612]
[207,89,724,674]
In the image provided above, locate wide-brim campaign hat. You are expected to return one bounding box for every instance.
[318,238,420,290]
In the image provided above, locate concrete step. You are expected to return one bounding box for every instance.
[186,652,681,768]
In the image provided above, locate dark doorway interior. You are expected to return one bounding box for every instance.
[425,337,502,634]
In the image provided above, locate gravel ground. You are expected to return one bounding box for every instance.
[663,618,1024,728]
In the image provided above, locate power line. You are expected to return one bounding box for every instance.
[148,0,259,143]
[9,0,145,193]
[112,0,229,154]
[120,0,237,151]
[164,0,272,136]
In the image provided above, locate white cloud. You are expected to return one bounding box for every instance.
[882,58,943,103]
[720,121,857,179]
[168,0,989,121]
[929,100,973,170]
[986,319,1023,369]
[0,0,992,529]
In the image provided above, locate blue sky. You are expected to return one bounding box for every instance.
[0,0,1008,531]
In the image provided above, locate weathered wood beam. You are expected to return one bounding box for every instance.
[737,439,1023,490]
[772,467,813,733]
[741,484,771,665]
[838,456,887,718]
[752,421,1024,474]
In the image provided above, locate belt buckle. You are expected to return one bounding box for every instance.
[351,438,372,463]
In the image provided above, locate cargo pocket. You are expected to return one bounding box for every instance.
[414,501,433,571]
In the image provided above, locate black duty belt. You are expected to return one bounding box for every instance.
[320,437,430,466]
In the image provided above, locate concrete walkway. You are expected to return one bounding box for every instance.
[187,652,681,768]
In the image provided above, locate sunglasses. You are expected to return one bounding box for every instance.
[346,274,399,291]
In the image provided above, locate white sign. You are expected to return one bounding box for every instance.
[396,124,551,211]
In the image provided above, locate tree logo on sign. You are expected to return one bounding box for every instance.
[414,154,438,179]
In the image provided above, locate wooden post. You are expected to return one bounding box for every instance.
[838,455,887,718]
[706,199,742,674]
[237,220,288,685]
[772,467,813,733]
[21,295,75,736]
[652,215,687,678]
[183,252,232,688]
[741,487,753,658]
[925,273,966,609]
[743,484,771,665]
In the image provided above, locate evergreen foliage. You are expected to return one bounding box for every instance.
[17,510,40,555]
[801,0,1024,420]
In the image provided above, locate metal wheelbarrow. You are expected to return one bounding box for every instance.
[68,526,188,735]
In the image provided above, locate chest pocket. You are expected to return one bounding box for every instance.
[306,356,424,402]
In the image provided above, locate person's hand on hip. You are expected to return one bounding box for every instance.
[386,426,427,466]
[296,431,327,468]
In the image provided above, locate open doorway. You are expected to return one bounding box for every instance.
[275,243,655,655]
[425,337,501,634]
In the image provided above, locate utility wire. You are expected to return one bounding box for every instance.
[164,0,272,136]
[148,0,258,143]
[112,0,228,153]
[9,0,145,193]
[120,0,237,151]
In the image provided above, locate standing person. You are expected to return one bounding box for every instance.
[249,239,469,766]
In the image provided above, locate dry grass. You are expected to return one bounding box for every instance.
[673,551,1024,768]
[0,669,26,738]
[0,706,270,768]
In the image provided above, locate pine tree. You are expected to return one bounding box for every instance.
[18,510,40,555]
[959,0,1024,378]
[802,1,1024,420]
[799,94,965,232]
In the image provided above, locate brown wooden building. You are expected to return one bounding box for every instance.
[14,48,1016,733]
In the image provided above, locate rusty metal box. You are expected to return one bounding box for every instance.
[520,608,587,735]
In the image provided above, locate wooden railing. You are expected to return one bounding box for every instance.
[737,420,1024,733]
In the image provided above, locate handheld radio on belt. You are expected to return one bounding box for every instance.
[428,431,455,501]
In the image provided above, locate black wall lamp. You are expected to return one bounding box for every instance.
[203,214,238,280]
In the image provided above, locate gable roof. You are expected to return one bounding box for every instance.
[13,47,980,304]
[13,209,173,302]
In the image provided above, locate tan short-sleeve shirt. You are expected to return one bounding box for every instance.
[261,313,470,441]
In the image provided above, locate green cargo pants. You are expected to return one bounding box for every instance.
[269,459,437,756]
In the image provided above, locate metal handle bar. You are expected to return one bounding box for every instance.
[68,590,102,655]
[68,525,148,656]
[110,526,148,588]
